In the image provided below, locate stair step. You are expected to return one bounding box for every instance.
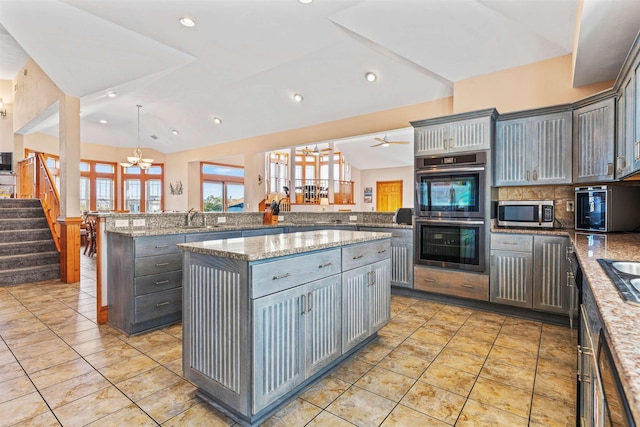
[0,240,57,256]
[0,217,49,231]
[0,199,41,209]
[0,228,54,243]
[0,264,60,287]
[0,251,59,270]
[0,207,46,219]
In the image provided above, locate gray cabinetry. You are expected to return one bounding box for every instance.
[494,109,572,186]
[107,233,185,335]
[342,258,391,352]
[411,109,497,156]
[490,233,571,314]
[615,34,640,179]
[573,95,616,183]
[358,227,413,288]
[242,227,284,237]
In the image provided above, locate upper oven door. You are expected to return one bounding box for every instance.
[415,166,485,218]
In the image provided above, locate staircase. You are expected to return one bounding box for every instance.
[0,199,60,286]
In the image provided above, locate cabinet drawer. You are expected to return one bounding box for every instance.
[342,240,391,271]
[135,253,183,277]
[414,266,489,301]
[135,235,184,257]
[134,288,182,323]
[135,270,183,296]
[251,249,341,299]
[491,233,533,252]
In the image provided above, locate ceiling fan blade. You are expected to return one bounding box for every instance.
[374,137,386,143]
[320,147,333,152]
[370,142,386,147]
[389,141,410,145]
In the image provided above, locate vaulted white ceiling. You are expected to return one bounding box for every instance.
[0,0,638,166]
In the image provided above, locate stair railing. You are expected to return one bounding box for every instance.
[17,154,61,252]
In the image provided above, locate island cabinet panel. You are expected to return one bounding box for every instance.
[358,227,413,288]
[342,258,391,352]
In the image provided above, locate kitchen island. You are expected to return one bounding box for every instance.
[177,229,392,426]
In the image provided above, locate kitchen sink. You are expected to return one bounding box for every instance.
[612,261,640,275]
[597,259,640,305]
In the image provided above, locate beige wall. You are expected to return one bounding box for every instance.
[0,80,14,153]
[453,54,614,114]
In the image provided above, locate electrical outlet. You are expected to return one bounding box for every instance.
[349,215,357,221]
[133,219,146,227]
[566,201,574,212]
[217,216,226,223]
[278,215,284,221]
[115,219,129,227]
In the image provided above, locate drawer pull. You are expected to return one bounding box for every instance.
[155,280,170,285]
[156,301,170,307]
[501,242,518,246]
[377,249,386,254]
[155,262,170,267]
[461,284,474,289]
[423,278,436,282]
[318,262,333,268]
[352,254,364,260]
[155,245,169,249]
[272,273,292,280]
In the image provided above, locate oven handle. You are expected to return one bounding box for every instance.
[416,219,485,226]
[416,166,485,174]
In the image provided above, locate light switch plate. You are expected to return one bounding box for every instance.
[115,219,129,227]
[133,219,146,227]
[217,216,226,223]
[349,215,357,221]
[279,215,284,221]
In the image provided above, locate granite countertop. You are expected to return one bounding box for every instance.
[106,221,412,237]
[570,232,640,422]
[177,229,392,261]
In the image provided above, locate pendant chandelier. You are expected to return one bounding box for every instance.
[120,105,153,170]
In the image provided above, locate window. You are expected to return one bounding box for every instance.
[201,163,244,212]
[267,152,289,195]
[121,164,164,213]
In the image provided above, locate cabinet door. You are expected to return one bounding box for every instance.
[449,116,492,153]
[414,124,449,155]
[616,75,635,178]
[369,259,391,333]
[532,111,572,185]
[573,97,616,183]
[253,286,304,414]
[533,236,570,314]
[342,264,370,352]
[304,276,342,377]
[390,241,413,288]
[494,118,531,186]
[490,250,533,308]
[633,59,640,172]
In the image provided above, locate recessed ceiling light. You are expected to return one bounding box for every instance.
[293,93,304,102]
[172,129,179,135]
[365,72,377,82]
[179,17,196,27]
[99,119,108,124]
[298,0,313,3]
[106,91,117,98]
[212,116,222,124]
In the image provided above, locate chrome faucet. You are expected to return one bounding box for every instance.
[186,208,198,226]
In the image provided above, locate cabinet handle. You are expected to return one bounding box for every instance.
[155,280,170,285]
[567,272,575,287]
[155,245,169,249]
[607,162,614,176]
[156,301,170,307]
[502,242,518,246]
[155,262,170,267]
[461,284,474,288]
[636,140,640,161]
[352,254,364,260]
[532,169,538,181]
[307,292,313,311]
[423,278,436,282]
[300,294,306,315]
[377,249,386,254]
[617,156,626,171]
[272,272,292,280]
[318,262,332,268]
[526,170,530,181]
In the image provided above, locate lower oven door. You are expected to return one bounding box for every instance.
[415,218,485,272]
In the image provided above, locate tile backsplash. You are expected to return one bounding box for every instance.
[497,185,574,229]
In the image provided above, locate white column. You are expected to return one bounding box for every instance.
[59,95,81,218]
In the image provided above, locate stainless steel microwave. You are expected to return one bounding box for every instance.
[497,200,554,228]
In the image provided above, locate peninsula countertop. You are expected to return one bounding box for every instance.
[177,229,392,261]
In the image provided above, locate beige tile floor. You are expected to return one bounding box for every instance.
[0,254,577,426]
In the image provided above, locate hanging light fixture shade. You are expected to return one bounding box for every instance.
[120,105,153,170]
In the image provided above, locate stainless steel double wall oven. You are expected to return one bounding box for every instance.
[414,152,487,272]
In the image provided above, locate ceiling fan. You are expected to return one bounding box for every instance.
[296,145,332,156]
[371,135,410,147]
